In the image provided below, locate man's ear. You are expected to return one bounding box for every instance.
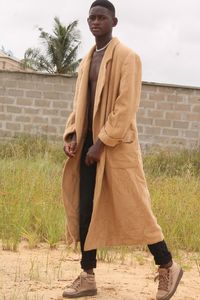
[112,17,118,27]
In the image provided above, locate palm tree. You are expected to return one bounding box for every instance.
[21,17,81,74]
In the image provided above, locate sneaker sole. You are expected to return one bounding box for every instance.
[158,268,183,300]
[63,289,97,298]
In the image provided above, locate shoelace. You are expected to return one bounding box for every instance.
[154,268,170,292]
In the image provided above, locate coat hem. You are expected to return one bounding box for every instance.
[84,235,164,251]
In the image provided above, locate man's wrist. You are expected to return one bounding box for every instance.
[96,138,105,148]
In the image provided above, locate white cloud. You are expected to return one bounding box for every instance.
[0,0,199,86]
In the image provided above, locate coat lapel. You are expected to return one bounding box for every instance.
[75,47,94,142]
[93,37,120,119]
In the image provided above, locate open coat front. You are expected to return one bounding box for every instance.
[62,38,164,251]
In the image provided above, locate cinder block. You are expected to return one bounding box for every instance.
[50,117,66,125]
[140,91,149,100]
[157,86,175,94]
[165,112,182,120]
[34,83,54,91]
[32,116,48,124]
[0,96,15,104]
[59,92,70,100]
[148,110,164,118]
[24,107,41,114]
[16,98,34,106]
[18,81,36,89]
[137,117,153,125]
[163,128,179,136]
[15,116,31,123]
[52,101,68,109]
[43,91,61,99]
[192,105,200,113]
[0,88,6,96]
[137,109,146,117]
[34,99,51,107]
[145,126,161,135]
[7,89,24,97]
[142,84,158,93]
[58,125,66,134]
[6,122,21,131]
[156,103,174,110]
[23,124,37,132]
[170,137,187,145]
[174,104,191,112]
[41,125,57,134]
[149,93,166,101]
[4,81,18,88]
[60,110,70,118]
[0,130,12,137]
[155,119,172,127]
[185,113,200,122]
[166,95,184,102]
[0,114,12,121]
[140,100,155,109]
[173,121,189,129]
[26,90,42,98]
[190,122,200,130]
[7,106,23,113]
[0,104,4,112]
[184,130,199,139]
[137,125,144,134]
[186,139,200,148]
[42,108,59,116]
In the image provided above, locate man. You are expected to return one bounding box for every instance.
[62,0,183,299]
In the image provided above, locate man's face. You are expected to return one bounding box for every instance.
[87,6,116,37]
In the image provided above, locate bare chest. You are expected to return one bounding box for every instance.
[89,50,105,83]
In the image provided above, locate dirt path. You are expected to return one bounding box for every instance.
[0,243,199,300]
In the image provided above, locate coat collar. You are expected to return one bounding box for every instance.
[82,37,120,67]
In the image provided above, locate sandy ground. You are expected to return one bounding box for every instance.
[0,242,199,300]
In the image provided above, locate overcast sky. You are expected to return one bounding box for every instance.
[1,0,200,87]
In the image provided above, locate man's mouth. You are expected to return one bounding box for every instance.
[91,27,100,31]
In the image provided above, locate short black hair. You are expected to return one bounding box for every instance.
[90,0,115,16]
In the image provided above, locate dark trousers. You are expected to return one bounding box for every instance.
[79,131,172,270]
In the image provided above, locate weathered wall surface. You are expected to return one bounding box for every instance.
[0,71,200,150]
[0,71,75,142]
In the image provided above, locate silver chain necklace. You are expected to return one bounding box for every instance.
[96,40,112,52]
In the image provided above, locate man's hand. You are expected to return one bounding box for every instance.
[63,133,77,158]
[85,139,104,166]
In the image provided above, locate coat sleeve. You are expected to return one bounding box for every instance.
[98,52,142,147]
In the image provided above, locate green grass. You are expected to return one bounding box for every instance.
[0,135,199,253]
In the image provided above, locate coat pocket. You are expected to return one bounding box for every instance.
[106,141,139,169]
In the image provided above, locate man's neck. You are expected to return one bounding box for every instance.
[95,35,113,51]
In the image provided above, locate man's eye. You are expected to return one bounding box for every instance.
[88,16,96,21]
[99,16,106,21]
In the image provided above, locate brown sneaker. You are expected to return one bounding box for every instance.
[155,262,183,300]
[62,271,97,298]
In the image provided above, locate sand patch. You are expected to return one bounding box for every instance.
[0,242,199,300]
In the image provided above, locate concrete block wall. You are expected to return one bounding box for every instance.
[0,71,75,141]
[0,70,200,150]
[138,82,200,150]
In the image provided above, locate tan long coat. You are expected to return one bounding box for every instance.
[62,38,164,251]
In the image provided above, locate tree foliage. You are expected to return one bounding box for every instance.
[21,17,81,74]
[0,46,14,57]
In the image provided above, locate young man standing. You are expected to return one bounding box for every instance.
[62,1,183,299]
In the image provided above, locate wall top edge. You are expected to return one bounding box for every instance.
[0,69,199,89]
[142,81,200,90]
[0,69,77,78]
